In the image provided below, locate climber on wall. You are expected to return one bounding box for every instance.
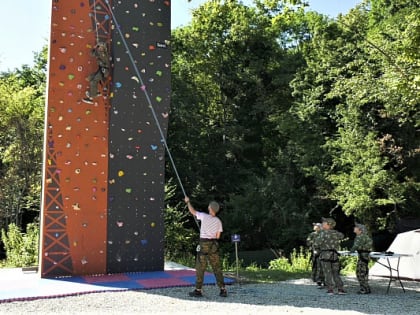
[82,42,110,104]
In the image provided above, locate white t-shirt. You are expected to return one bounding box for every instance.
[196,211,223,239]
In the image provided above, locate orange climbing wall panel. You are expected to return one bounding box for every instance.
[40,0,171,277]
[40,0,110,277]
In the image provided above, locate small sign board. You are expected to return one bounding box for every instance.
[231,234,241,243]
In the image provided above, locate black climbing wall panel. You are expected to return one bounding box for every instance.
[106,0,171,273]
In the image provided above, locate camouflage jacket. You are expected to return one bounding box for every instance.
[351,233,373,261]
[306,231,321,252]
[314,229,344,261]
[92,48,110,69]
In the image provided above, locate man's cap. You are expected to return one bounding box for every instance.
[355,223,367,233]
[96,42,107,50]
[209,201,220,213]
[322,217,336,227]
[313,223,322,229]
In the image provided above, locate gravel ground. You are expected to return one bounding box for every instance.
[0,276,418,315]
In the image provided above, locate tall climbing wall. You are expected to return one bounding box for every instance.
[40,0,171,277]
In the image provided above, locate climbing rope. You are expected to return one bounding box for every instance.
[103,0,200,229]
[92,0,100,44]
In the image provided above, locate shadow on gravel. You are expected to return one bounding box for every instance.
[141,276,420,315]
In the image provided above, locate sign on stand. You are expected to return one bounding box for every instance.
[231,234,240,281]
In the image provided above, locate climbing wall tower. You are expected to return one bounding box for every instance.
[40,0,171,277]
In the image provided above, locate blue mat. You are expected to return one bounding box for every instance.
[0,265,234,303]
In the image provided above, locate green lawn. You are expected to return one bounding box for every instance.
[225,269,311,283]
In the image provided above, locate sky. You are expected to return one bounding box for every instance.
[0,0,361,72]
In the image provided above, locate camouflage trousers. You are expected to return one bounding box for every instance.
[356,258,370,291]
[321,260,343,290]
[311,254,324,284]
[195,240,224,289]
[88,67,109,96]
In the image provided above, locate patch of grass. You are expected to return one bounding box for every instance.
[225,255,311,283]
[171,247,312,283]
[234,269,310,283]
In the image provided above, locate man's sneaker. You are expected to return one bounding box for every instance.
[86,91,101,98]
[82,97,94,104]
[357,289,371,294]
[338,289,347,295]
[326,289,334,296]
[188,289,203,297]
[219,288,228,297]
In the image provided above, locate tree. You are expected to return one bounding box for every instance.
[170,0,318,251]
[0,49,46,230]
[290,0,419,230]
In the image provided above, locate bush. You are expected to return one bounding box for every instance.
[289,246,312,272]
[339,253,376,275]
[268,247,311,273]
[340,255,358,275]
[268,257,291,271]
[1,223,39,267]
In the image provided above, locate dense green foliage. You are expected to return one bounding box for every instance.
[0,1,419,263]
[291,0,420,230]
[164,181,196,260]
[0,47,46,230]
[1,223,39,267]
[268,247,311,272]
[168,0,419,254]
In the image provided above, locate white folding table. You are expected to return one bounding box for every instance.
[338,251,412,293]
[369,252,412,293]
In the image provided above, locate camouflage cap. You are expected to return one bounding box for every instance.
[355,223,367,233]
[313,223,322,229]
[96,42,107,50]
[322,217,336,227]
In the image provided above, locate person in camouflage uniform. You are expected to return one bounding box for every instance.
[314,217,345,295]
[306,223,324,287]
[184,196,227,298]
[82,42,110,104]
[351,223,373,294]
